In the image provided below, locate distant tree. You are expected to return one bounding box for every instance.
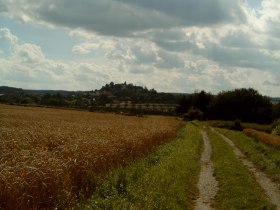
[230,119,243,131]
[41,94,51,105]
[176,91,213,119]
[183,107,204,121]
[192,91,213,118]
[176,95,192,114]
[272,103,280,120]
[209,88,272,123]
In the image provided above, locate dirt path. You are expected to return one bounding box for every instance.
[213,128,280,210]
[195,130,218,210]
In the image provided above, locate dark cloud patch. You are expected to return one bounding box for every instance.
[196,43,280,71]
[116,0,246,26]
[153,39,193,52]
[149,29,187,41]
[35,0,176,36]
[220,30,258,49]
[149,28,280,73]
[0,2,7,13]
[2,0,246,37]
[146,28,194,52]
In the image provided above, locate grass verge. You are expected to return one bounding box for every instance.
[218,128,280,185]
[79,123,202,209]
[207,128,275,210]
[207,120,272,133]
[242,122,272,133]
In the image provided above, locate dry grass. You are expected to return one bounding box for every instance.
[0,104,181,209]
[243,128,280,150]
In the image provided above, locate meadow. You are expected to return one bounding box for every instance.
[0,104,181,209]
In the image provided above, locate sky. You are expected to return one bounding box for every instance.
[0,0,279,97]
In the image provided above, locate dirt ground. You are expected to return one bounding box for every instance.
[195,131,218,210]
[213,128,280,210]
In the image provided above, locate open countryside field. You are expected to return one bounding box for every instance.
[0,104,181,209]
[81,123,280,209]
[1,104,280,209]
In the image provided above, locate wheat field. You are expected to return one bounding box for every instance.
[0,104,181,209]
[243,128,280,150]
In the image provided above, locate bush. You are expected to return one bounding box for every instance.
[230,119,243,131]
[271,119,280,136]
[272,126,280,136]
[272,119,280,128]
[182,107,203,121]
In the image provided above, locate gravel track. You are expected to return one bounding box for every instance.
[194,130,218,210]
[213,128,280,210]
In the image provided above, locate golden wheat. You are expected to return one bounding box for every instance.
[243,128,280,150]
[0,104,181,209]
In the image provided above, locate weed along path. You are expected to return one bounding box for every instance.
[213,128,280,210]
[195,130,218,210]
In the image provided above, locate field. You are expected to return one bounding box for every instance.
[0,104,181,209]
[2,104,280,209]
[243,128,280,150]
[81,123,280,209]
[80,124,202,209]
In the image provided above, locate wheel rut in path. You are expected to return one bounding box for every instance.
[213,128,280,210]
[195,130,218,210]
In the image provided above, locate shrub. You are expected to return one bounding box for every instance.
[271,119,280,135]
[182,107,203,121]
[230,119,243,131]
[272,126,280,136]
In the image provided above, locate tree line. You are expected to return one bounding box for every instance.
[0,83,178,110]
[176,88,279,124]
[1,85,279,123]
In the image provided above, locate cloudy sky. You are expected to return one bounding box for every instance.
[0,0,279,96]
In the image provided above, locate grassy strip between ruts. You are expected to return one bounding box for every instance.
[207,128,275,210]
[217,128,280,186]
[79,123,202,210]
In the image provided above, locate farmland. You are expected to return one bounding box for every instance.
[1,104,280,209]
[243,128,280,150]
[0,104,181,209]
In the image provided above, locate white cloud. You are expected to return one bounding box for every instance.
[0,28,113,90]
[72,43,99,54]
[0,28,18,45]
[13,43,45,62]
[0,1,280,96]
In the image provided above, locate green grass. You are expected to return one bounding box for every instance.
[79,124,202,210]
[242,123,272,133]
[207,120,234,129]
[207,120,272,133]
[218,128,280,185]
[207,128,275,210]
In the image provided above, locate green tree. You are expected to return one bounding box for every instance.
[182,107,204,121]
[209,88,272,123]
[272,103,280,120]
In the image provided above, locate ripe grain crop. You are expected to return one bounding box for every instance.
[243,128,280,150]
[0,104,181,209]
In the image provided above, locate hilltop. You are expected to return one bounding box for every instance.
[1,83,280,122]
[0,83,181,115]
